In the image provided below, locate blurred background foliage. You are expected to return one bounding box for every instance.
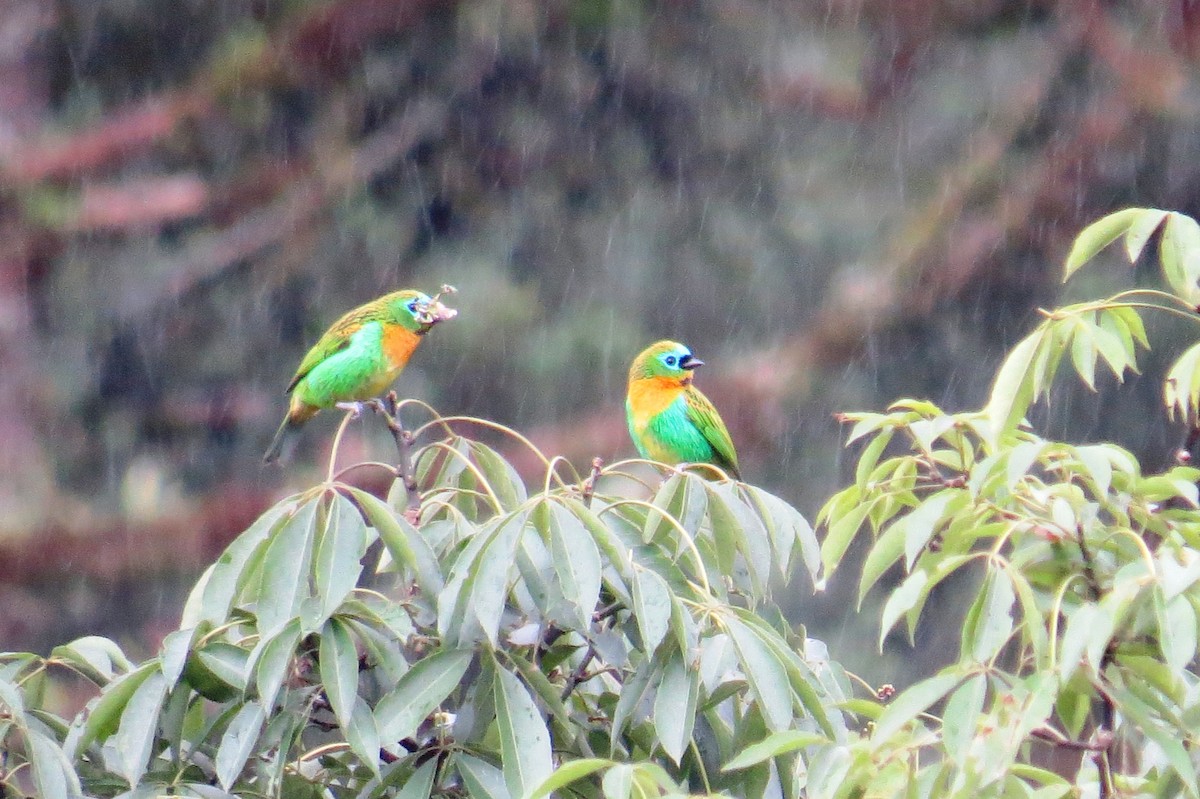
[0,0,1196,687]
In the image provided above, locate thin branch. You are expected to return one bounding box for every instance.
[369,392,422,525]
[581,457,604,508]
[560,642,598,702]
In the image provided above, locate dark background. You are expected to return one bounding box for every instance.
[1,0,1196,686]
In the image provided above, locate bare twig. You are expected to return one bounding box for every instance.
[560,642,598,702]
[369,392,422,525]
[581,457,604,508]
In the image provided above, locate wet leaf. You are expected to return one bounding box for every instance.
[215,701,265,791]
[375,648,472,743]
[494,666,552,798]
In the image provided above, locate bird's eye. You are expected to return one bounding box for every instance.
[665,356,676,367]
[407,301,419,312]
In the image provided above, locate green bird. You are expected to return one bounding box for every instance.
[625,340,740,479]
[263,288,457,463]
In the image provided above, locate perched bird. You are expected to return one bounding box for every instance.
[263,288,457,463]
[625,340,740,479]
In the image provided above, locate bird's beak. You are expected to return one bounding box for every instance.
[680,354,704,370]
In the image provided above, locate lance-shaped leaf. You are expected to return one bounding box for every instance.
[724,616,792,732]
[182,502,290,627]
[375,649,472,743]
[1062,207,1151,280]
[352,488,444,594]
[871,669,962,744]
[112,669,168,785]
[631,566,672,655]
[25,725,83,799]
[546,501,603,630]
[471,511,527,646]
[319,617,360,734]
[653,649,699,765]
[256,498,319,637]
[494,666,552,799]
[215,700,265,792]
[457,753,512,799]
[314,492,367,621]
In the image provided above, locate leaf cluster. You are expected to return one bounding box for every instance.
[0,410,843,799]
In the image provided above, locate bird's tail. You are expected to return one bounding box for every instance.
[263,414,305,464]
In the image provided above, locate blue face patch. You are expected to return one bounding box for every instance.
[405,292,432,318]
[658,347,691,371]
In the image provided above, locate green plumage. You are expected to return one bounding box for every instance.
[263,288,456,463]
[626,340,740,479]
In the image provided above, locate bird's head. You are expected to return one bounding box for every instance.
[386,286,458,334]
[630,340,704,384]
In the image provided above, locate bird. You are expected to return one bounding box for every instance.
[263,287,457,463]
[625,340,740,479]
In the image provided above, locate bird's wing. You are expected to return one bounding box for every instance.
[683,387,740,477]
[285,319,363,393]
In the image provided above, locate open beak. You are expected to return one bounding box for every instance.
[680,354,704,370]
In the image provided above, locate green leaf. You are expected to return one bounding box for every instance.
[653,650,699,765]
[525,758,613,799]
[381,757,437,799]
[113,669,168,785]
[251,618,302,712]
[375,648,472,743]
[858,522,907,607]
[1069,319,1098,390]
[1058,604,1114,681]
[547,501,603,630]
[471,511,527,646]
[819,490,871,581]
[602,763,633,799]
[611,658,658,750]
[320,617,360,733]
[725,617,792,732]
[902,490,960,570]
[1124,208,1169,263]
[1063,207,1145,280]
[182,502,290,627]
[722,730,826,772]
[215,700,265,792]
[871,669,962,743]
[352,488,444,594]
[631,566,672,654]
[257,498,319,637]
[346,697,382,777]
[1165,342,1200,425]
[940,673,985,765]
[25,725,82,799]
[985,327,1048,445]
[185,641,249,701]
[71,661,159,756]
[314,492,367,621]
[1161,211,1200,304]
[494,666,552,799]
[743,485,820,583]
[961,568,1015,663]
[879,571,928,649]
[471,441,528,511]
[1156,589,1198,673]
[643,472,687,543]
[159,627,197,687]
[50,635,134,686]
[1112,682,1199,797]
[457,754,512,799]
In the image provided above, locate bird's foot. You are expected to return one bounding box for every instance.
[335,401,367,418]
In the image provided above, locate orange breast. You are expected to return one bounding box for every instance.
[628,376,685,420]
[382,324,421,371]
